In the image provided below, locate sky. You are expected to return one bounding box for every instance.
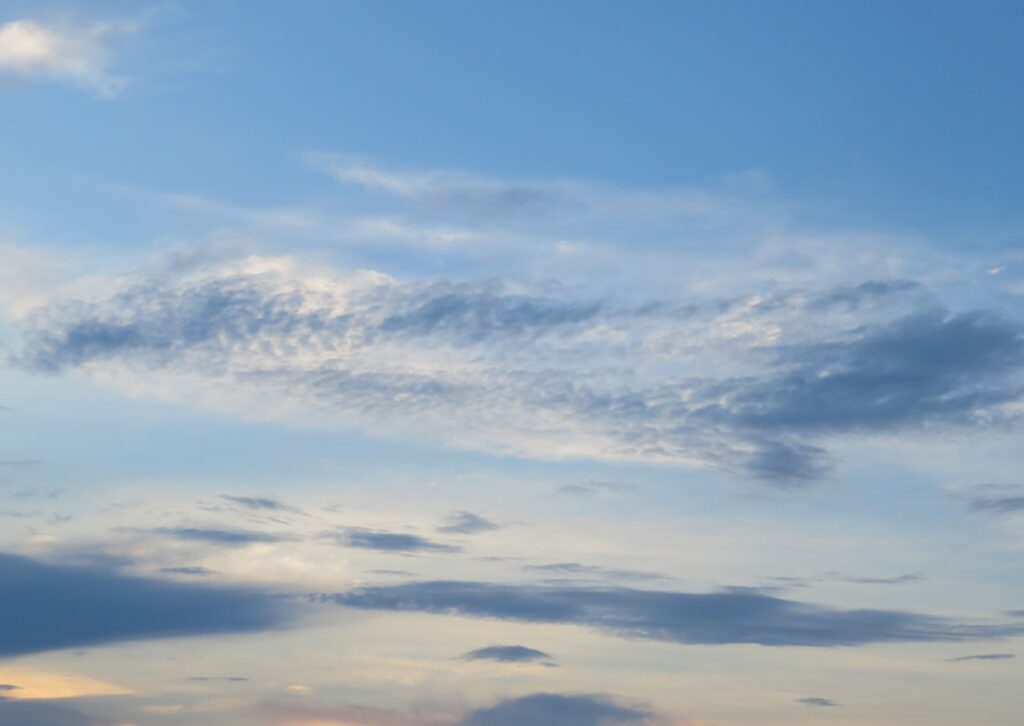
[1,2,1024,724]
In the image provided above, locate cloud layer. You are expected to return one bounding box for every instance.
[12,254,1024,485]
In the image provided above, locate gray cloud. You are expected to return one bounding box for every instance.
[336,528,460,554]
[187,676,251,682]
[325,580,1024,648]
[462,693,652,726]
[153,527,284,546]
[523,562,666,583]
[796,697,839,707]
[16,261,1024,486]
[948,653,1015,662]
[159,566,220,576]
[0,699,108,726]
[460,645,553,663]
[769,572,924,589]
[962,485,1024,515]
[719,311,1024,435]
[438,511,500,535]
[0,552,287,656]
[222,495,292,511]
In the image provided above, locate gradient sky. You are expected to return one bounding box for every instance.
[2,2,1024,725]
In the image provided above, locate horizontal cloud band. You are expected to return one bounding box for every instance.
[324,580,1024,647]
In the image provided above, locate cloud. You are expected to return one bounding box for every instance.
[460,645,553,663]
[153,527,284,546]
[222,495,292,511]
[523,562,667,583]
[0,552,287,656]
[306,154,587,225]
[0,699,109,726]
[462,693,653,726]
[336,528,460,554]
[0,18,133,98]
[325,580,1024,648]
[438,511,500,535]
[557,482,637,496]
[796,697,839,707]
[720,310,1024,435]
[768,572,924,589]
[961,485,1024,515]
[158,566,219,576]
[186,676,250,682]
[13,255,1024,485]
[947,653,1015,662]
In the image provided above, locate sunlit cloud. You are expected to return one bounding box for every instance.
[0,17,135,97]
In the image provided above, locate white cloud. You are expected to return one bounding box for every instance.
[0,17,133,97]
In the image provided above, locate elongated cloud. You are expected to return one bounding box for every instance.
[306,153,586,225]
[13,255,1024,484]
[462,693,654,726]
[153,527,284,546]
[0,553,287,656]
[326,580,1024,648]
[337,528,460,554]
[460,644,553,663]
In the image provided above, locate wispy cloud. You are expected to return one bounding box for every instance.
[947,653,1015,662]
[221,495,297,513]
[523,562,667,583]
[0,17,135,98]
[557,481,637,496]
[334,528,460,554]
[152,527,285,546]
[326,580,1024,647]
[159,566,220,577]
[960,485,1024,515]
[306,153,587,225]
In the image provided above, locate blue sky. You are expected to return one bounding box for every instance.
[2,2,1024,725]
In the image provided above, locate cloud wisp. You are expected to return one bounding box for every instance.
[947,653,1015,662]
[523,562,667,583]
[960,485,1024,515]
[335,528,460,554]
[324,580,1024,648]
[152,527,284,546]
[306,153,587,226]
[796,697,839,707]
